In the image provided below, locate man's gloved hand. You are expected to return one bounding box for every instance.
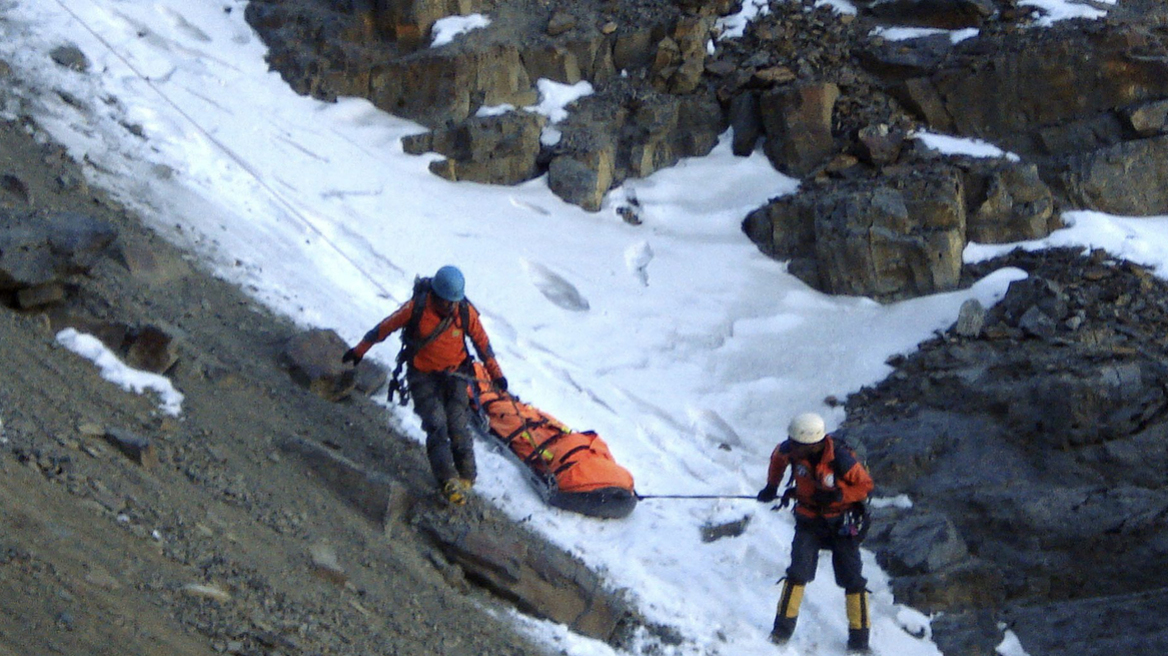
[812,488,843,506]
[493,376,508,392]
[342,348,361,366]
[756,484,779,503]
[779,488,797,508]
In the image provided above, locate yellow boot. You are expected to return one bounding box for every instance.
[846,590,871,653]
[442,479,469,506]
[770,579,804,644]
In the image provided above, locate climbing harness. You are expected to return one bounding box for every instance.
[386,276,472,406]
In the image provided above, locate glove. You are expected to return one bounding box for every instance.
[756,484,778,503]
[779,488,797,508]
[812,488,843,506]
[493,376,508,392]
[342,348,361,366]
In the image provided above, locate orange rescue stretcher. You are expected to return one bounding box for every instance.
[466,362,637,519]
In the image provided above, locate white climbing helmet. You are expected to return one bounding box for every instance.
[788,412,826,444]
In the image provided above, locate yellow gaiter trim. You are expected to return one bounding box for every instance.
[779,580,805,619]
[846,591,870,630]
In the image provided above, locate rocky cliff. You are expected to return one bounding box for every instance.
[247,0,1168,300]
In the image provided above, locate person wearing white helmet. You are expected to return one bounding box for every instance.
[757,412,875,653]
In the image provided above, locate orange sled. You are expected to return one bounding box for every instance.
[466,362,637,519]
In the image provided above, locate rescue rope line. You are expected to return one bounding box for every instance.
[50,0,394,299]
[635,493,757,500]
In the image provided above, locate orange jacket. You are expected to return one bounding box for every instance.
[353,295,503,380]
[766,436,873,518]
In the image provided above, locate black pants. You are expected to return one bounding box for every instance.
[786,513,867,593]
[407,369,474,484]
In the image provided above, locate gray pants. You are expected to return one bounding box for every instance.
[407,369,475,484]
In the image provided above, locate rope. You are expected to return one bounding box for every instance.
[49,0,395,299]
[635,493,757,500]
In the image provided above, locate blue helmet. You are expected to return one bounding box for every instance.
[432,265,465,301]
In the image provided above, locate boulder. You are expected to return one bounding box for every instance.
[548,145,615,212]
[728,91,762,156]
[282,329,357,402]
[123,324,180,374]
[548,87,723,210]
[370,44,537,126]
[860,0,995,29]
[1057,135,1168,216]
[759,82,840,178]
[415,510,633,642]
[744,167,967,299]
[952,298,985,338]
[49,44,91,72]
[422,111,547,185]
[813,169,965,299]
[102,428,160,469]
[0,210,117,292]
[856,123,906,166]
[1123,99,1168,137]
[0,173,30,205]
[886,29,1168,160]
[962,161,1056,244]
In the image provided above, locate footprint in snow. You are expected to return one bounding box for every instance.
[624,241,652,287]
[521,260,590,312]
[157,6,212,43]
[688,408,745,450]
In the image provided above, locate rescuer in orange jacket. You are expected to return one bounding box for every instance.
[757,412,875,653]
[342,265,506,506]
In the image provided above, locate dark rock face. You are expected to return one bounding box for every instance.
[844,248,1168,655]
[246,0,1168,298]
[246,0,733,207]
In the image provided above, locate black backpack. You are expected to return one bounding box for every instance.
[385,277,472,405]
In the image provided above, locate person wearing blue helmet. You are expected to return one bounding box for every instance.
[343,265,507,506]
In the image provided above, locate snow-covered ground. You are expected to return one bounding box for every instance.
[0,1,1153,655]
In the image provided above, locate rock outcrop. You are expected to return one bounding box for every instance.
[844,247,1168,656]
[247,0,1168,300]
[742,158,1056,300]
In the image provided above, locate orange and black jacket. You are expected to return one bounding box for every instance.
[765,435,873,519]
[352,295,504,380]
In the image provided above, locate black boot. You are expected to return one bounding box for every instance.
[846,591,871,653]
[771,616,797,645]
[847,628,870,653]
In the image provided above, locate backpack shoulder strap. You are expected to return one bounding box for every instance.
[404,277,430,344]
[459,299,471,335]
[830,436,861,480]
